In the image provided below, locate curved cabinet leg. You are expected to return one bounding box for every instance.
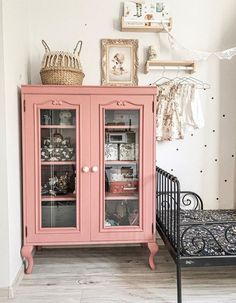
[147,242,159,270]
[21,245,34,274]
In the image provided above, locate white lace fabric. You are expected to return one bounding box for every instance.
[156,83,204,141]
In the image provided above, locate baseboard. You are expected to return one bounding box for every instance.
[0,288,9,298]
[0,263,24,299]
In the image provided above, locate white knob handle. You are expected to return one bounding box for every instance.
[92,166,98,173]
[82,166,89,173]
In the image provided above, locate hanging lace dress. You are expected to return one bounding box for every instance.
[156,82,204,141]
[156,82,184,141]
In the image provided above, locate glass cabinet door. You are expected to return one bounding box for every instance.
[40,109,77,228]
[104,110,140,228]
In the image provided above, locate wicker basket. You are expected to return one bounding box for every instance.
[40,40,85,85]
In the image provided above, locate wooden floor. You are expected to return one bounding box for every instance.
[2,246,236,303]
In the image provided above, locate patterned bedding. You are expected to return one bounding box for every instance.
[179,210,236,257]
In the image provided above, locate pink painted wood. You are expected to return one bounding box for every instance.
[21,85,157,273]
[147,242,159,270]
[21,245,34,274]
[90,95,155,242]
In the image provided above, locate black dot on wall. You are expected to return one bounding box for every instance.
[84,24,87,26]
[200,170,203,173]
[191,134,194,137]
[211,97,214,100]
[222,114,226,118]
[176,148,179,151]
[204,145,207,147]
[216,198,219,201]
[232,155,235,158]
[224,180,228,182]
[171,169,174,172]
[213,130,216,133]
[215,159,218,162]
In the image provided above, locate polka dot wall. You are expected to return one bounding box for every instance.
[140,2,236,210]
[155,75,236,209]
[28,0,236,208]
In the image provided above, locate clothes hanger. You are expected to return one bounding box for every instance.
[178,76,211,90]
[150,76,173,85]
[150,67,174,85]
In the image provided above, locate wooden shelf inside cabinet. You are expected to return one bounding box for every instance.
[105,161,137,165]
[145,60,196,74]
[105,193,139,201]
[121,16,172,32]
[41,125,76,129]
[105,125,138,129]
[41,161,76,166]
[41,194,76,201]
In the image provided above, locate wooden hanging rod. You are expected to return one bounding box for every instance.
[145,60,196,74]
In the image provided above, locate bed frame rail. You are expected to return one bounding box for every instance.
[156,167,203,303]
[156,167,181,251]
[156,166,236,303]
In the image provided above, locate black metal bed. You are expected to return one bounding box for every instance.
[156,167,236,303]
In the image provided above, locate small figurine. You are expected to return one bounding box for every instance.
[128,208,139,226]
[148,45,158,61]
[41,172,71,196]
[43,114,51,125]
[59,110,72,125]
[156,2,164,13]
[144,14,153,26]
[58,172,69,192]
[116,202,127,219]
[48,176,58,187]
[53,133,63,147]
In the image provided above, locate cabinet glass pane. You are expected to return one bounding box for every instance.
[42,201,76,228]
[40,109,77,228]
[104,110,140,227]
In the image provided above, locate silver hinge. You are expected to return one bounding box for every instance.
[25,226,28,238]
[24,100,26,112]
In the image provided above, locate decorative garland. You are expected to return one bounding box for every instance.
[130,1,236,60]
[166,27,236,61]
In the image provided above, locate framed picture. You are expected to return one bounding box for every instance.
[101,39,138,86]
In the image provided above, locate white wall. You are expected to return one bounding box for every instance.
[28,0,236,208]
[0,0,10,289]
[0,0,29,290]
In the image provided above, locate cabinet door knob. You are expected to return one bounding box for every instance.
[91,166,98,173]
[82,166,89,173]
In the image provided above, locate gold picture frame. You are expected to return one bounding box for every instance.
[101,39,138,86]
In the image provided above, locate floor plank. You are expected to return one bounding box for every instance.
[1,246,236,303]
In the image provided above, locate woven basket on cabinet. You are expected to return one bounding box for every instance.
[40,40,85,85]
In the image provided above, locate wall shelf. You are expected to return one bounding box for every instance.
[121,16,172,33]
[145,60,196,74]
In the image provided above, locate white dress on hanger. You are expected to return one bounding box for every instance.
[156,83,204,141]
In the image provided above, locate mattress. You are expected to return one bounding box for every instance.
[179,210,236,257]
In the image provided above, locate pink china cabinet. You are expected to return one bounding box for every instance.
[21,85,158,273]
